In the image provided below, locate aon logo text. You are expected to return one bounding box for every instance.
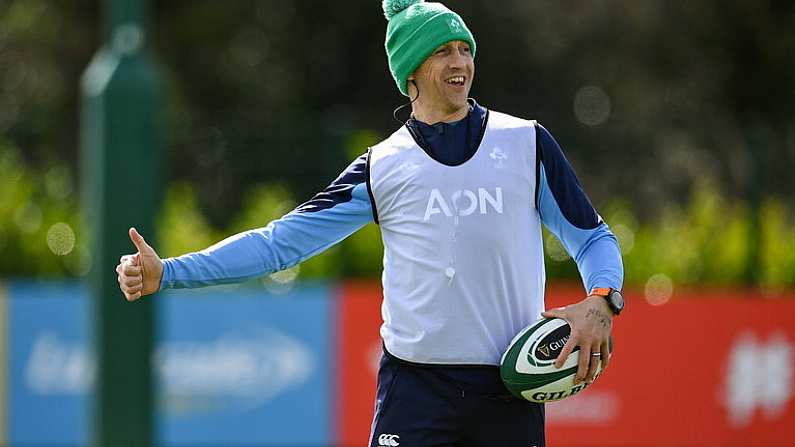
[424,187,503,221]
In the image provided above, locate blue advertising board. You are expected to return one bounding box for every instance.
[7,281,92,445]
[157,285,333,445]
[6,280,334,446]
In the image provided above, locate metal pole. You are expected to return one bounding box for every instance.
[80,0,161,445]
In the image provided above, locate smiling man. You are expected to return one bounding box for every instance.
[116,1,624,445]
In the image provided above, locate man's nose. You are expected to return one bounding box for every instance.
[448,49,467,68]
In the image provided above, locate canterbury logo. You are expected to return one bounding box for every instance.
[378,434,400,446]
[423,187,503,221]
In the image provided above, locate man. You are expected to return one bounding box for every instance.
[117,0,624,445]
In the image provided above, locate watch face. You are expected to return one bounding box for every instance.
[608,290,625,313]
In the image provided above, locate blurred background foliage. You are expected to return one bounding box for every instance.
[0,0,794,292]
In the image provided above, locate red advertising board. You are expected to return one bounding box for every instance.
[335,282,384,447]
[336,282,795,446]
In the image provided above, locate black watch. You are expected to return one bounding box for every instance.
[590,287,624,316]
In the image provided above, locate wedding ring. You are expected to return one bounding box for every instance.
[591,352,601,357]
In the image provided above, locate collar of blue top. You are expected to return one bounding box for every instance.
[406,98,489,167]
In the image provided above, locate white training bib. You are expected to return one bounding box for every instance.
[369,111,545,365]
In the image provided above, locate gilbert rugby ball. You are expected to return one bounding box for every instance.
[500,317,612,403]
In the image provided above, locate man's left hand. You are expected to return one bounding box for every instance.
[541,295,613,384]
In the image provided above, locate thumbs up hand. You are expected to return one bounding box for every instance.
[116,227,163,301]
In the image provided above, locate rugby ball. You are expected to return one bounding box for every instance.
[500,317,612,403]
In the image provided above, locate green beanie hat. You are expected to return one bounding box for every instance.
[383,0,477,96]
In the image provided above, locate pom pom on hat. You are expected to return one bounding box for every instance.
[382,0,424,20]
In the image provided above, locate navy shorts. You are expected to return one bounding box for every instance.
[369,349,545,447]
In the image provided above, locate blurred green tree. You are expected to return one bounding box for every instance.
[1,0,794,291]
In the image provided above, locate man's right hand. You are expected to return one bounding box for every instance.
[116,227,163,301]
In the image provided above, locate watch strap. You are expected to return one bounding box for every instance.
[589,287,611,297]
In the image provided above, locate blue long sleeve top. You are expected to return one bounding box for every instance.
[160,101,623,293]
